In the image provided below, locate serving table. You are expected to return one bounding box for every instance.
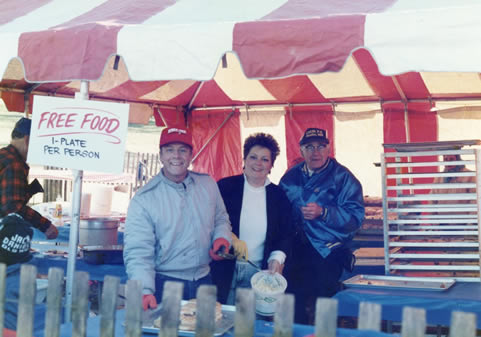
[31,225,127,281]
[335,281,481,328]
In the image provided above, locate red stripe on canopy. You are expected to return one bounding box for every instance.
[408,103,437,143]
[353,49,401,101]
[191,110,242,181]
[284,106,334,170]
[102,81,170,101]
[192,80,236,107]
[407,102,438,194]
[260,76,328,104]
[233,15,365,79]
[155,108,185,128]
[396,72,431,100]
[383,103,407,144]
[0,91,25,113]
[19,24,120,82]
[0,0,51,25]
[383,102,407,197]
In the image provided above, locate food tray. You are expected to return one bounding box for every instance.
[141,303,235,336]
[343,274,455,291]
[81,245,123,265]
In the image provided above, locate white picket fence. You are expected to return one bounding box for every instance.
[1,264,477,337]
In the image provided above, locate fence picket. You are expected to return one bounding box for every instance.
[44,268,64,337]
[449,311,476,337]
[71,271,89,337]
[158,281,183,337]
[273,293,294,337]
[196,285,217,337]
[17,264,37,337]
[315,298,337,337]
[358,301,381,331]
[100,276,120,337]
[401,306,426,337]
[0,263,6,337]
[124,280,142,337]
[234,288,255,337]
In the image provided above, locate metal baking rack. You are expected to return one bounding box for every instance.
[381,140,481,282]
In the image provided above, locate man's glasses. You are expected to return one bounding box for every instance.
[303,144,326,153]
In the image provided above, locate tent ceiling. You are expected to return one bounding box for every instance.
[0,0,481,123]
[2,52,480,122]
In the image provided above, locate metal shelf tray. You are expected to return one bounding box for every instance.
[343,274,455,291]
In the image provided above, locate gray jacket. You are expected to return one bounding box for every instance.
[123,170,232,295]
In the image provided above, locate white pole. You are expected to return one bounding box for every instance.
[476,149,481,282]
[64,81,89,321]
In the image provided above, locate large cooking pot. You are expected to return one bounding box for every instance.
[79,217,119,246]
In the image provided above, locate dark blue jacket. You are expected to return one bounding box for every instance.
[279,158,364,258]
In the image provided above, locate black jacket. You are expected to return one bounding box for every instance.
[211,174,293,303]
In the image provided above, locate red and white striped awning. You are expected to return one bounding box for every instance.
[1,0,480,118]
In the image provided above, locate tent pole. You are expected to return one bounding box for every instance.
[187,82,204,111]
[64,80,89,322]
[191,98,481,112]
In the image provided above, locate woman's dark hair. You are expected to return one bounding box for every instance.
[243,133,280,166]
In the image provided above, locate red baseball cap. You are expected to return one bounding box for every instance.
[159,127,193,149]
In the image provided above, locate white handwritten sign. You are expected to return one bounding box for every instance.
[28,96,130,173]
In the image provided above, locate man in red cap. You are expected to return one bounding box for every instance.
[0,117,58,240]
[123,126,232,310]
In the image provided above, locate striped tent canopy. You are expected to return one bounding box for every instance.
[1,0,481,191]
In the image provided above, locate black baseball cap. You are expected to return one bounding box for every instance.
[13,117,32,136]
[299,128,329,145]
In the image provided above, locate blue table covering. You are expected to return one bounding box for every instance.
[31,225,127,282]
[31,254,128,282]
[37,309,396,337]
[335,281,481,328]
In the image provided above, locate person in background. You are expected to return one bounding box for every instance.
[422,153,476,220]
[123,126,232,310]
[211,133,292,304]
[405,154,477,211]
[0,117,58,240]
[430,154,476,203]
[279,128,364,324]
[1,213,47,337]
[137,159,148,182]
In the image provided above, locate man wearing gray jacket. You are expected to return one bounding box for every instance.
[123,127,232,310]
